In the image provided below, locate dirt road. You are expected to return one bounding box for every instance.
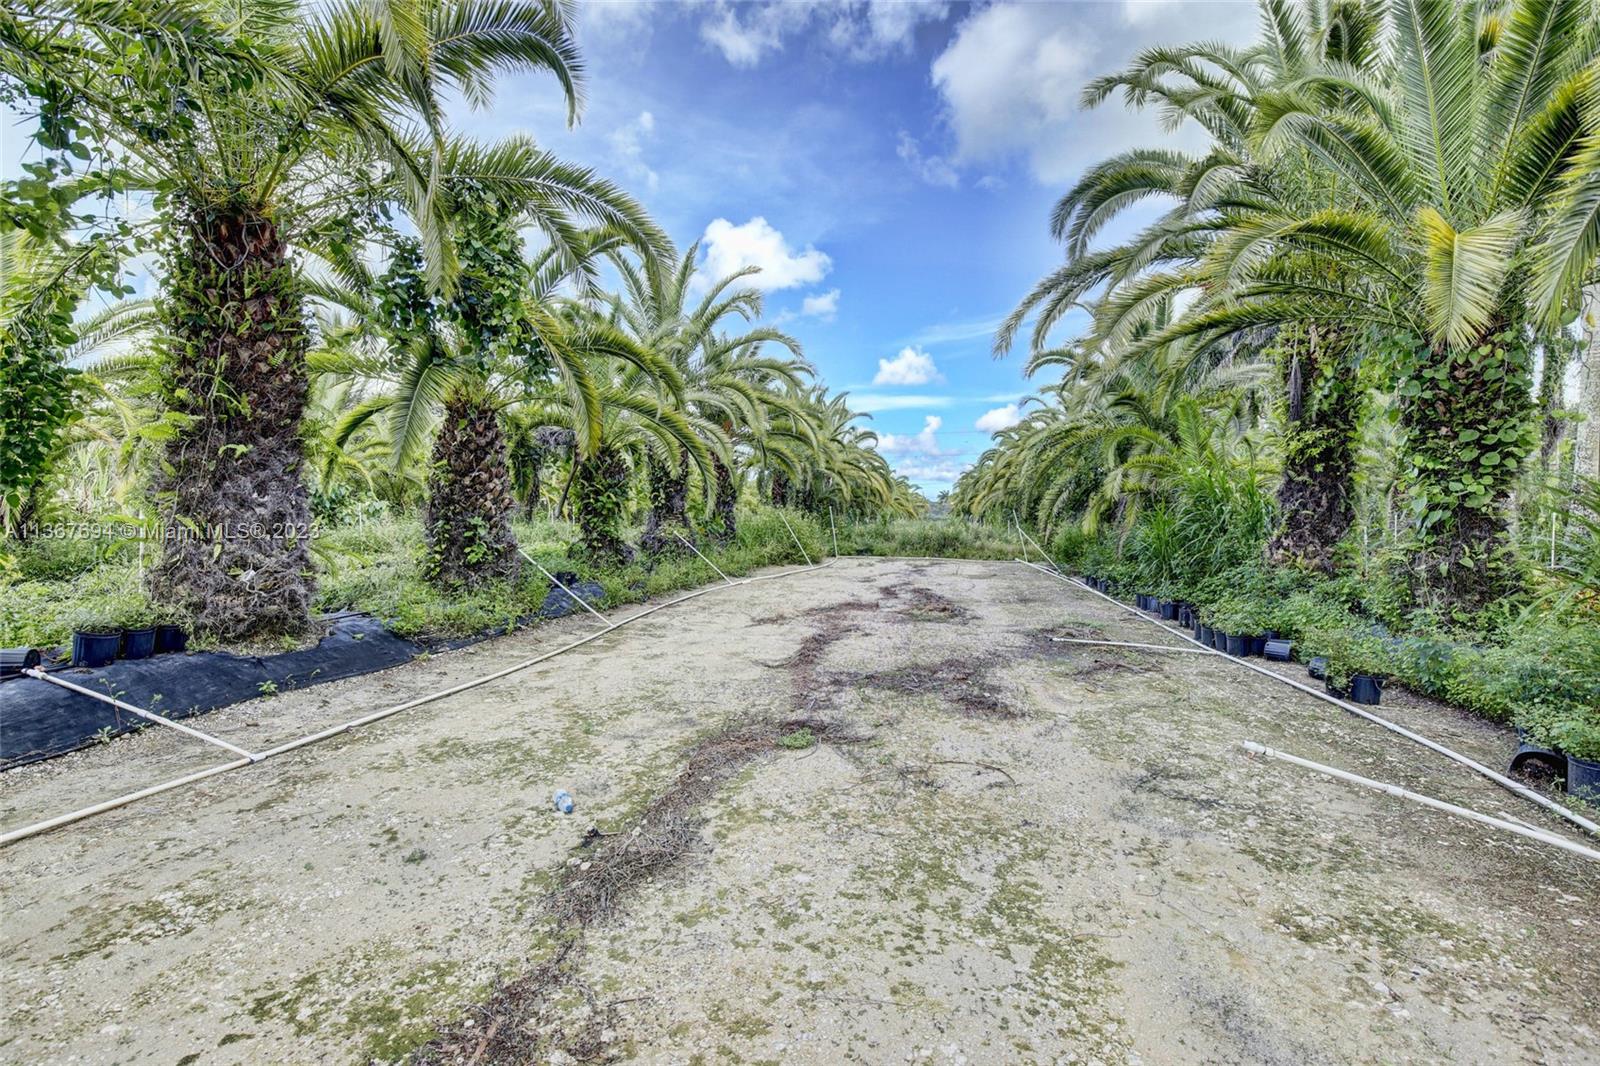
[2,557,1596,1064]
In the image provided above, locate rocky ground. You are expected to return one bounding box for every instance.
[1,557,1596,1065]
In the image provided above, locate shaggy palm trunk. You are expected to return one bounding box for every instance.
[1268,326,1361,573]
[640,453,691,555]
[150,204,314,639]
[1576,285,1600,486]
[712,456,737,543]
[422,389,520,588]
[1399,329,1536,611]
[770,470,791,508]
[571,445,633,566]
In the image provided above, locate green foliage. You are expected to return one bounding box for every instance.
[834,517,1024,560]
[778,727,816,750]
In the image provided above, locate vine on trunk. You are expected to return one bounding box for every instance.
[1390,325,1537,610]
[422,390,521,588]
[1267,323,1363,573]
[149,203,314,639]
[571,445,634,567]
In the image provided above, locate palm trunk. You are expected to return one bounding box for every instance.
[641,453,691,555]
[712,456,737,543]
[1268,325,1361,573]
[150,204,314,639]
[1576,284,1600,485]
[571,444,633,566]
[770,469,790,508]
[1398,330,1536,611]
[422,388,520,588]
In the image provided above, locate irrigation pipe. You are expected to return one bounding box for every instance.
[0,556,834,848]
[1242,742,1600,864]
[1016,557,1600,840]
[520,551,616,630]
[24,669,259,760]
[828,507,839,558]
[1049,637,1219,655]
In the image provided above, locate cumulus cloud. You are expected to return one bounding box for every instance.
[801,288,841,319]
[929,1,1258,184]
[609,110,658,192]
[975,403,1023,433]
[700,217,831,291]
[700,0,949,67]
[875,415,951,456]
[873,346,942,386]
[896,131,959,188]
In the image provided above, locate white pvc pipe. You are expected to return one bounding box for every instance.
[0,557,835,848]
[1049,637,1219,655]
[1012,516,1058,572]
[24,669,259,760]
[519,550,616,630]
[828,507,839,558]
[776,509,813,566]
[673,531,737,586]
[1016,558,1600,839]
[1242,742,1600,863]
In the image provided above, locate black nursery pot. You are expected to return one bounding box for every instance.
[1568,756,1600,803]
[0,646,41,678]
[1225,633,1248,656]
[1348,674,1383,704]
[1307,656,1329,680]
[1160,600,1177,621]
[1213,629,1230,651]
[1198,625,1214,645]
[1263,639,1293,662]
[72,630,121,668]
[1248,635,1267,657]
[155,624,188,654]
[121,627,157,660]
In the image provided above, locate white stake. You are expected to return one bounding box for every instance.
[25,669,259,760]
[828,507,840,558]
[673,530,738,586]
[776,508,813,566]
[519,549,616,630]
[1242,742,1600,864]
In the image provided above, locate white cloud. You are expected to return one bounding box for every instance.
[929,1,1258,184]
[609,110,658,192]
[896,131,959,188]
[801,288,840,319]
[700,1,949,67]
[699,217,831,291]
[875,415,951,456]
[975,403,1023,433]
[893,458,971,485]
[873,346,942,386]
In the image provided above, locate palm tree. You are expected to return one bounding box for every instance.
[6,0,593,636]
[999,0,1384,572]
[608,244,807,550]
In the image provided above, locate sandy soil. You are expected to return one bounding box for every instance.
[1,557,1596,1065]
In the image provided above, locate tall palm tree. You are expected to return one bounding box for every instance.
[7,0,593,636]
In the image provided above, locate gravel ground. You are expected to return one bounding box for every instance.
[1,557,1596,1065]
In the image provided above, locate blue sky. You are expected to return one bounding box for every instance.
[476,0,1262,494]
[2,0,1262,496]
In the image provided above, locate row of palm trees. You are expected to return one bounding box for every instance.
[1,0,919,639]
[957,0,1600,612]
